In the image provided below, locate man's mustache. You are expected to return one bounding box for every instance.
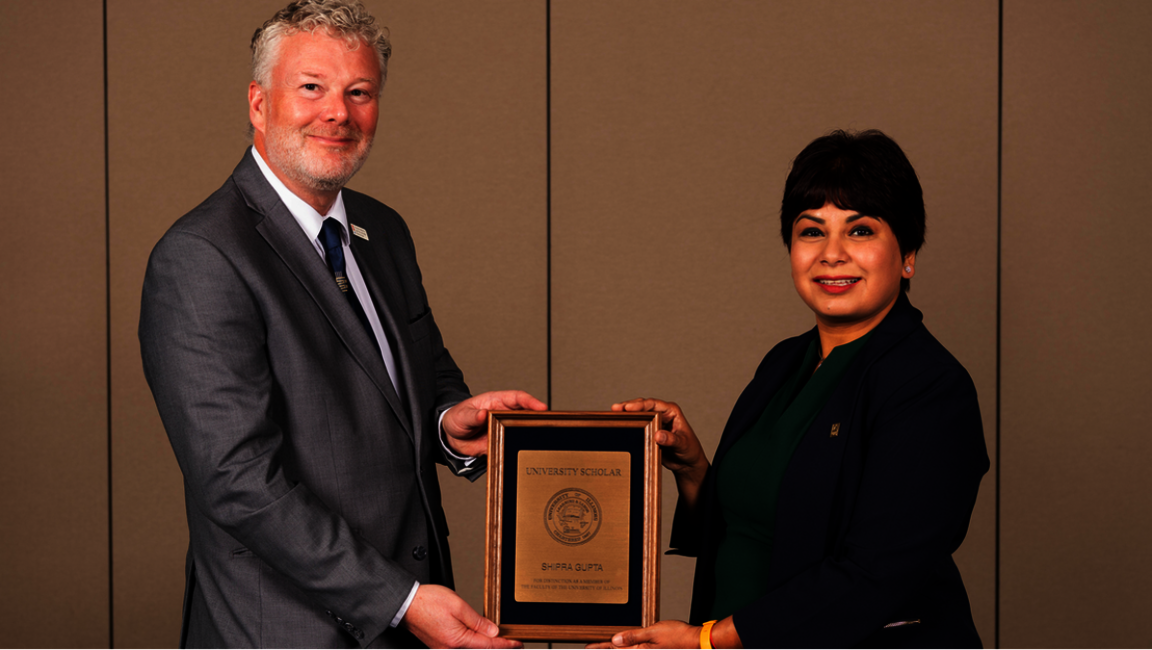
[301,128,363,142]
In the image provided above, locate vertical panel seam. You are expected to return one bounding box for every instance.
[103,0,114,646]
[995,0,1003,647]
[546,0,552,408]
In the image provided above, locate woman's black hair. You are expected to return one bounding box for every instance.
[780,129,925,292]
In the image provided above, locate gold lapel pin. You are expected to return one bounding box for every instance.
[351,224,369,241]
[830,423,840,438]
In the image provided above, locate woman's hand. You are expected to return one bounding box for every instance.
[586,620,700,649]
[612,398,709,510]
[587,618,743,650]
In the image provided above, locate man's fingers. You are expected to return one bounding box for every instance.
[455,602,499,639]
[459,628,521,649]
[444,390,547,444]
[474,390,548,412]
[525,391,548,410]
[403,584,524,649]
[473,615,500,638]
[450,591,487,631]
[454,607,519,648]
[442,403,484,440]
[501,390,547,411]
[484,635,523,649]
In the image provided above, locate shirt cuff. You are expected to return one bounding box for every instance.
[438,407,477,469]
[390,581,420,628]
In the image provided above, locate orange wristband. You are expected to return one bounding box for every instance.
[700,620,717,649]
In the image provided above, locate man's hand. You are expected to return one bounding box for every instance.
[401,584,522,649]
[442,390,547,457]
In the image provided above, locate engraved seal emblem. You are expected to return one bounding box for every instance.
[544,488,602,546]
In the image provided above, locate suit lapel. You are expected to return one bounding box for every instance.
[232,153,414,440]
[347,226,428,448]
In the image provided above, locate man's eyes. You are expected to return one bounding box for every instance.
[298,84,374,100]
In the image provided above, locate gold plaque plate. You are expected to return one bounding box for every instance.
[513,450,630,604]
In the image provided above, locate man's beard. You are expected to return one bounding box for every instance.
[265,123,373,193]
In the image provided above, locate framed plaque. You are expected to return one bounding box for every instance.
[484,411,661,642]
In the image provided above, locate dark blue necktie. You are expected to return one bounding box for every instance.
[319,218,381,357]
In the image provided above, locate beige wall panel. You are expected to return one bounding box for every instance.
[0,2,109,647]
[108,1,544,645]
[1001,2,1152,646]
[551,0,999,641]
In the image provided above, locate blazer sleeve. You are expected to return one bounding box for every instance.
[667,485,707,557]
[389,214,485,480]
[140,230,416,647]
[732,361,989,647]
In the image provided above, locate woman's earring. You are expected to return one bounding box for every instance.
[904,266,913,273]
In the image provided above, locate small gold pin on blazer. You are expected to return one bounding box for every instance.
[351,224,369,241]
[830,423,840,437]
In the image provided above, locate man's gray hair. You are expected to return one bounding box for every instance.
[251,0,392,87]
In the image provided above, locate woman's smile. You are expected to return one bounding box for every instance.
[813,275,862,293]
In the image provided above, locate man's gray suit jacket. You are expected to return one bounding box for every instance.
[140,150,477,648]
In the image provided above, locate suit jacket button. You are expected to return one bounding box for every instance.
[412,545,427,560]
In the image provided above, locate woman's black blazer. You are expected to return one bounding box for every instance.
[670,293,989,648]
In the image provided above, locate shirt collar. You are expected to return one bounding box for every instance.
[251,145,349,244]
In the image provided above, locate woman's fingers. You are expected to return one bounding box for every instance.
[612,399,704,473]
[611,397,673,413]
[610,398,686,432]
[655,428,689,453]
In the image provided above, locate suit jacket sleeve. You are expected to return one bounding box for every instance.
[388,215,482,480]
[140,229,416,646]
[732,361,988,647]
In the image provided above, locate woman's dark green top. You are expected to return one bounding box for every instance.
[710,331,874,620]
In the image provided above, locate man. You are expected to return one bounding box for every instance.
[139,1,541,647]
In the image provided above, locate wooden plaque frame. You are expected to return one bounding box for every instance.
[484,411,661,642]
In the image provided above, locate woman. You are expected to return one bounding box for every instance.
[601,130,988,648]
